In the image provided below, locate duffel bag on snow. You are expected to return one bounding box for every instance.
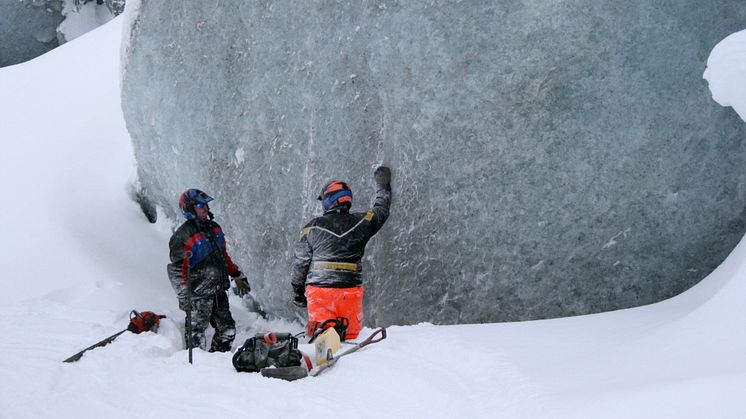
[232,332,302,373]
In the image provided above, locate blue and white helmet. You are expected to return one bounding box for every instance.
[178,188,213,220]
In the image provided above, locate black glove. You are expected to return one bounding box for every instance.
[374,166,391,185]
[293,294,307,308]
[232,272,251,296]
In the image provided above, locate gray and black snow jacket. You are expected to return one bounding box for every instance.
[291,182,391,296]
[167,219,241,303]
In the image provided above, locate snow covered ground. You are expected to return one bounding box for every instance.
[1,16,745,419]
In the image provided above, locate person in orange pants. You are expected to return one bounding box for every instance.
[290,167,392,340]
[305,285,364,339]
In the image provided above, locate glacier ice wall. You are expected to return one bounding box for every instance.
[0,0,63,67]
[0,0,125,68]
[122,1,746,325]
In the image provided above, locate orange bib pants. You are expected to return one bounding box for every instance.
[306,285,364,340]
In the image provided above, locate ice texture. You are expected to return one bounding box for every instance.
[121,1,746,325]
[0,0,63,67]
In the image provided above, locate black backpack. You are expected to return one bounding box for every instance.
[232,332,302,373]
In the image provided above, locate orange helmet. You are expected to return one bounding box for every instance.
[318,179,352,212]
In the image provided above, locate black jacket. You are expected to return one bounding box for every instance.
[291,182,391,294]
[167,218,240,301]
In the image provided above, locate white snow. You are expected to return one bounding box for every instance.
[704,29,746,122]
[0,16,745,419]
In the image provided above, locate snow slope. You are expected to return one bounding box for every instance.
[0,17,744,419]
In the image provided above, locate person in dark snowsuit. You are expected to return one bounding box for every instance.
[290,167,392,340]
[167,189,251,352]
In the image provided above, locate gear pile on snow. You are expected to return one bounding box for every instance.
[232,332,304,373]
[255,327,387,381]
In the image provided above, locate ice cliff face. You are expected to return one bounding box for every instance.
[122,1,746,325]
[0,1,63,67]
[0,0,124,68]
